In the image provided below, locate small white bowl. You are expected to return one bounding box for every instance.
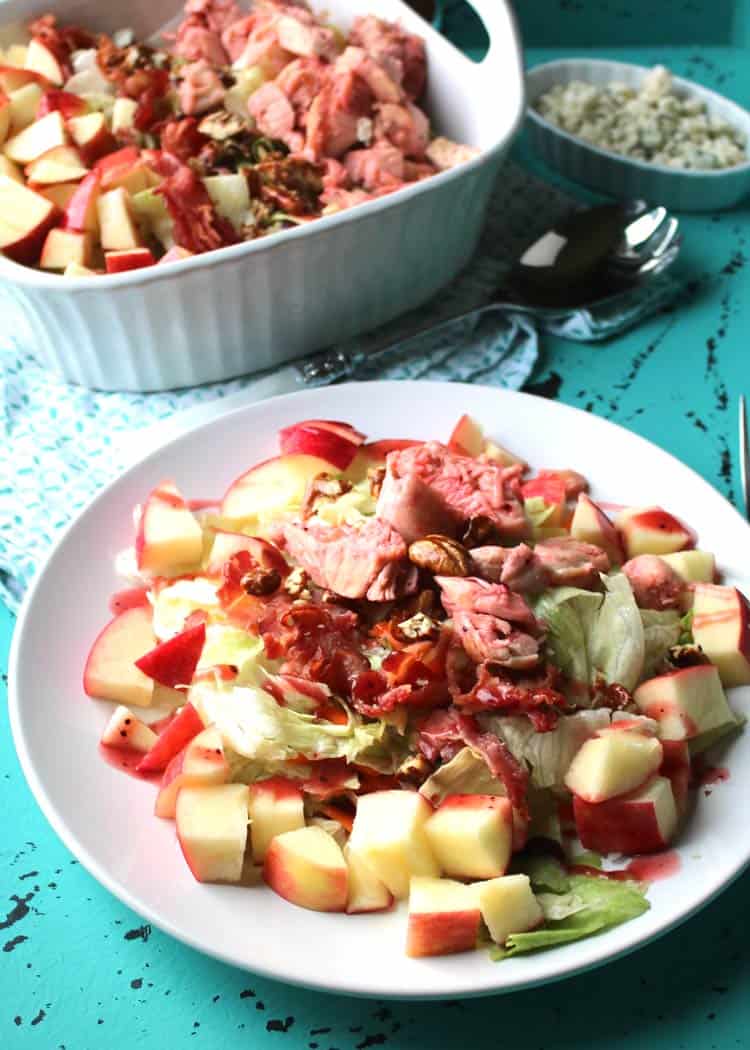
[525,58,750,212]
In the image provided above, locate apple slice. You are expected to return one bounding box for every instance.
[24,39,64,86]
[105,247,156,274]
[692,583,750,686]
[617,506,694,558]
[521,476,567,527]
[0,154,22,181]
[425,794,513,880]
[37,89,87,120]
[176,783,249,883]
[659,550,715,583]
[220,454,334,527]
[97,186,141,251]
[406,876,481,958]
[8,81,43,131]
[63,170,100,233]
[155,726,230,819]
[26,143,88,184]
[111,96,137,134]
[159,245,194,265]
[564,730,663,803]
[4,109,66,163]
[0,90,9,145]
[37,181,78,209]
[472,874,544,946]
[264,825,348,911]
[135,480,203,575]
[344,845,393,914]
[136,702,205,773]
[0,174,58,263]
[109,586,149,615]
[660,739,690,816]
[135,622,206,689]
[63,261,97,276]
[67,111,115,164]
[100,705,158,752]
[205,529,288,578]
[573,775,678,855]
[278,422,363,471]
[83,605,158,708]
[248,777,305,862]
[39,227,92,270]
[448,413,484,456]
[0,67,48,95]
[570,493,624,565]
[633,664,735,740]
[202,173,250,232]
[347,790,439,900]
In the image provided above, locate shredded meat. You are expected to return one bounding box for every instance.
[622,555,685,610]
[144,150,239,253]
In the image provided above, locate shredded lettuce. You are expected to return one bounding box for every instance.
[151,577,221,640]
[313,479,376,526]
[419,747,506,804]
[641,609,682,677]
[533,587,601,692]
[512,854,569,893]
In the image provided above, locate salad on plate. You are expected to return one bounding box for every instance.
[84,414,748,959]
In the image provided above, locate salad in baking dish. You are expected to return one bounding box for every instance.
[85,415,748,959]
[0,0,477,274]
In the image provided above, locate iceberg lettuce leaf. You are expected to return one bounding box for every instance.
[641,609,682,678]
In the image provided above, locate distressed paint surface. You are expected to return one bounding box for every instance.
[3,2,750,1046]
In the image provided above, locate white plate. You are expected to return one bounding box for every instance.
[9,380,750,999]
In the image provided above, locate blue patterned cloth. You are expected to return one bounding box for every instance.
[0,164,679,610]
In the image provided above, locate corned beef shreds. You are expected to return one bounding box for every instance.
[437,576,542,669]
[534,536,610,589]
[376,442,529,544]
[622,554,685,611]
[282,517,418,601]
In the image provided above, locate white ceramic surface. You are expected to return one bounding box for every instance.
[0,0,524,392]
[526,59,750,212]
[9,380,750,999]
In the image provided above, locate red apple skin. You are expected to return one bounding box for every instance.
[363,439,421,460]
[278,423,361,470]
[263,839,349,912]
[135,622,206,689]
[206,529,288,577]
[94,146,141,189]
[70,116,116,165]
[36,89,87,120]
[0,67,49,94]
[108,586,150,615]
[0,199,59,264]
[573,787,671,854]
[154,735,229,818]
[406,909,481,958]
[105,248,156,273]
[448,413,483,457]
[63,170,100,233]
[295,420,366,445]
[660,740,690,815]
[136,702,205,774]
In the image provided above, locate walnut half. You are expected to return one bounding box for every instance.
[408,534,472,577]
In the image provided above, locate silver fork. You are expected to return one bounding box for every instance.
[740,395,750,521]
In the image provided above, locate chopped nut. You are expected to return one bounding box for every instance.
[284,566,311,599]
[397,612,440,641]
[198,110,248,141]
[462,515,500,547]
[302,473,352,517]
[241,567,281,596]
[668,644,710,669]
[408,535,472,576]
[368,465,386,499]
[397,753,432,787]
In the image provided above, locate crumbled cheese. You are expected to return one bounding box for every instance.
[535,66,747,170]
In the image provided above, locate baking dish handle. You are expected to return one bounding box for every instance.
[464,0,512,68]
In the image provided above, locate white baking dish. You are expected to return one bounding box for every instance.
[0,0,524,391]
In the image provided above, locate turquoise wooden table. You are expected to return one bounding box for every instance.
[3,2,750,1045]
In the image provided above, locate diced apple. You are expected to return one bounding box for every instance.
[573,775,678,855]
[63,170,100,233]
[617,506,694,558]
[176,783,249,883]
[633,664,735,741]
[692,583,750,687]
[39,227,92,270]
[4,44,29,70]
[0,67,48,95]
[564,730,663,803]
[205,529,288,578]
[659,550,715,583]
[425,794,513,880]
[223,66,265,117]
[37,181,78,208]
[63,260,96,276]
[278,421,364,471]
[26,143,88,184]
[111,96,137,134]
[473,873,543,946]
[100,705,158,752]
[97,185,141,250]
[0,154,21,181]
[406,876,481,958]
[37,89,88,120]
[135,480,203,575]
[448,413,484,457]
[68,111,115,164]
[99,157,153,195]
[135,622,206,689]
[0,90,9,145]
[482,439,527,469]
[4,109,66,164]
[159,245,193,265]
[570,493,624,565]
[136,702,205,773]
[202,173,250,233]
[83,605,159,708]
[24,38,64,85]
[660,739,690,815]
[9,81,42,131]
[521,477,567,527]
[264,825,348,911]
[344,845,393,914]
[105,247,156,273]
[248,777,305,862]
[0,174,58,263]
[155,726,230,819]
[347,790,439,900]
[220,454,335,527]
